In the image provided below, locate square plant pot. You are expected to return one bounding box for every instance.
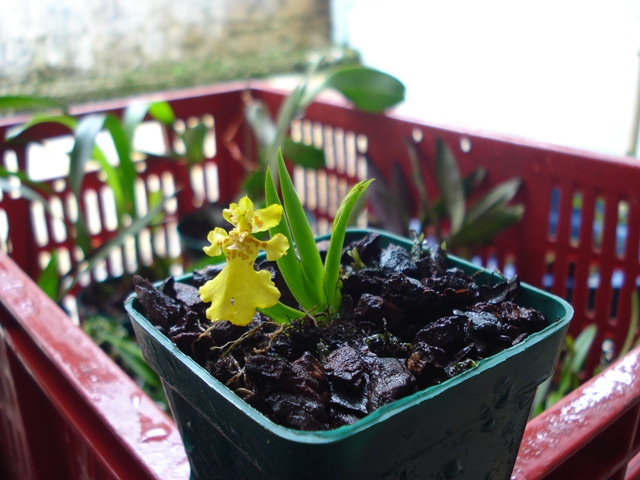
[125,229,573,480]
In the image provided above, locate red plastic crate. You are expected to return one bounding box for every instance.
[1,82,640,479]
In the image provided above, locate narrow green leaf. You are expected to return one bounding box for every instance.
[319,66,405,113]
[0,95,65,113]
[37,250,60,300]
[69,114,107,196]
[323,179,373,310]
[265,166,312,309]
[465,177,522,226]
[621,290,639,357]
[244,97,277,147]
[258,301,305,324]
[435,138,465,235]
[571,324,597,375]
[282,139,325,169]
[60,199,169,295]
[183,122,208,165]
[404,140,430,219]
[277,151,324,309]
[430,168,486,220]
[448,205,524,249]
[103,114,137,216]
[0,177,55,216]
[123,102,151,145]
[148,101,176,126]
[5,114,77,141]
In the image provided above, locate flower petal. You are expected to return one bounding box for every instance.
[252,203,284,233]
[203,227,229,257]
[263,233,289,261]
[199,258,280,326]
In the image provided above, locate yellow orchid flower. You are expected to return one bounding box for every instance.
[199,196,289,326]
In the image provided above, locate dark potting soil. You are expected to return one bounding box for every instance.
[132,232,549,431]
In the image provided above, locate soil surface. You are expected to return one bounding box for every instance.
[133,232,549,431]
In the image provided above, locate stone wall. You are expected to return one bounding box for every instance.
[0,0,332,100]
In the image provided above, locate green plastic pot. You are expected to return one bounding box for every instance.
[125,229,573,480]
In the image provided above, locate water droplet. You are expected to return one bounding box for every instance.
[443,459,463,479]
[481,418,496,433]
[130,393,142,408]
[494,376,511,394]
[140,426,170,443]
[495,384,513,409]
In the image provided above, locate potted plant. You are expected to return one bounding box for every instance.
[125,152,573,479]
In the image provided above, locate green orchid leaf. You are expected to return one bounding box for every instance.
[258,301,306,324]
[69,114,107,196]
[571,324,597,375]
[282,139,325,169]
[183,122,208,165]
[148,101,176,126]
[317,66,405,113]
[37,250,60,300]
[103,114,136,213]
[435,138,465,235]
[0,174,53,209]
[277,151,324,309]
[60,198,169,295]
[430,168,487,221]
[0,95,66,113]
[265,166,310,309]
[122,102,153,145]
[620,290,640,356]
[323,179,373,310]
[245,97,277,148]
[5,114,77,142]
[465,177,522,226]
[448,205,524,249]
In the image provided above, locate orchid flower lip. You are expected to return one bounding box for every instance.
[199,196,289,326]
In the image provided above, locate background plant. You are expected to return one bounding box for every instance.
[234,57,405,199]
[369,137,524,257]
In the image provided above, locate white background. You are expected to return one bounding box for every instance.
[333,0,640,157]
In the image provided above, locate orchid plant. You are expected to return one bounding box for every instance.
[199,149,372,326]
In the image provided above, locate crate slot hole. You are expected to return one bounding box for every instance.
[204,163,220,203]
[0,209,8,253]
[587,265,600,313]
[570,192,582,246]
[323,125,336,170]
[100,186,118,232]
[543,252,555,292]
[610,269,625,320]
[83,189,102,235]
[31,201,49,248]
[49,196,67,243]
[345,131,358,177]
[133,121,168,156]
[616,200,628,258]
[27,136,72,181]
[565,261,576,303]
[592,196,605,251]
[548,187,560,240]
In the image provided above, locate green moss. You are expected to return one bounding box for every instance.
[0,47,361,105]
